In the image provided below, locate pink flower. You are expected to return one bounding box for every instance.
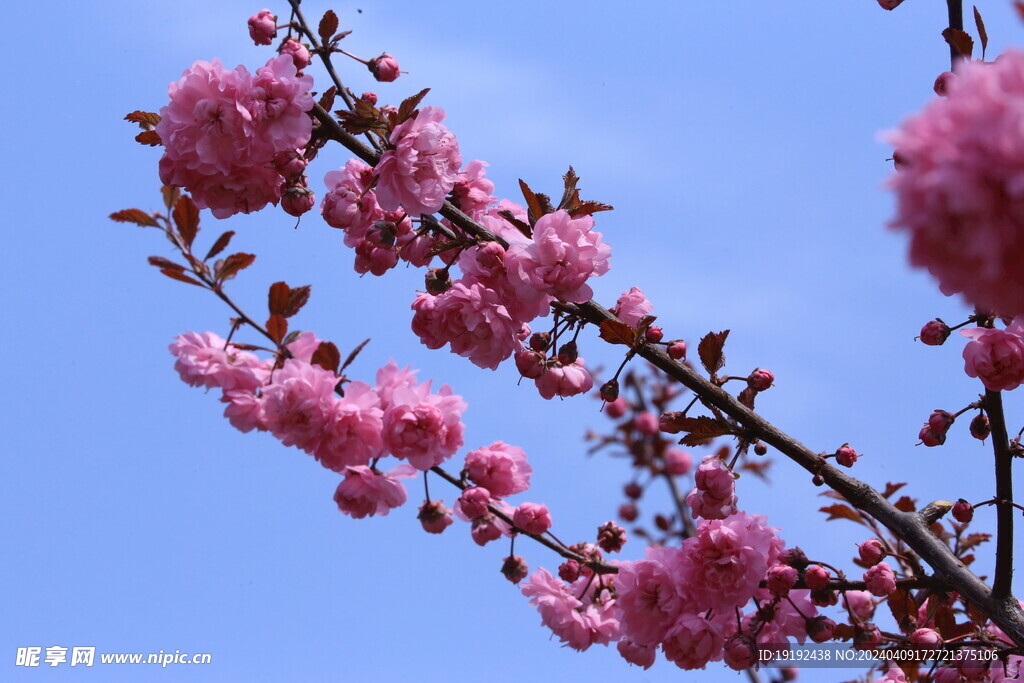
[682,512,784,612]
[634,411,659,435]
[920,319,952,346]
[512,502,552,535]
[417,282,521,370]
[858,539,886,565]
[169,331,264,392]
[535,358,594,400]
[505,210,611,303]
[888,51,1024,317]
[875,663,908,683]
[843,590,877,622]
[373,360,419,411]
[617,640,656,669]
[463,441,532,497]
[249,55,315,156]
[961,319,1024,392]
[279,38,311,70]
[514,348,545,379]
[748,589,817,645]
[457,229,553,324]
[333,464,417,519]
[470,515,505,546]
[766,565,798,596]
[417,500,453,534]
[456,486,492,520]
[521,568,620,652]
[452,160,495,218]
[321,159,379,235]
[381,380,466,470]
[685,454,738,521]
[613,286,653,327]
[864,561,897,597]
[664,448,693,476]
[314,381,384,471]
[613,546,691,647]
[661,612,727,670]
[910,628,943,646]
[375,106,461,217]
[222,389,265,433]
[248,9,276,45]
[605,397,628,418]
[368,53,400,82]
[260,358,338,453]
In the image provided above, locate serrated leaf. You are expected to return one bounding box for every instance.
[599,319,636,346]
[205,231,234,261]
[217,253,256,282]
[161,186,180,210]
[268,282,291,317]
[942,27,974,59]
[160,268,203,287]
[740,459,773,482]
[519,179,544,225]
[974,6,988,58]
[558,166,580,211]
[109,208,157,227]
[882,482,907,499]
[311,341,342,374]
[698,330,730,376]
[266,315,287,344]
[135,130,161,146]
[567,200,614,218]
[148,256,184,271]
[661,415,732,446]
[318,10,339,46]
[635,314,657,343]
[318,86,337,114]
[894,496,917,513]
[340,338,370,374]
[124,110,161,128]
[283,285,311,318]
[961,532,992,552]
[173,195,200,248]
[818,503,865,525]
[397,88,430,125]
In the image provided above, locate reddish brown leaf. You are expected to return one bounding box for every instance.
[698,330,730,376]
[654,514,670,532]
[518,179,544,225]
[599,320,636,346]
[942,28,974,58]
[635,315,657,341]
[819,490,848,501]
[283,285,311,318]
[173,195,200,248]
[318,9,339,45]
[268,282,291,317]
[135,130,161,146]
[124,110,161,128]
[318,86,337,114]
[148,256,184,271]
[974,6,988,58]
[497,210,532,238]
[217,253,256,282]
[740,459,773,482]
[888,589,918,632]
[960,532,992,552]
[557,166,581,212]
[311,341,341,374]
[397,88,431,125]
[161,185,180,210]
[1016,1,1024,21]
[205,231,234,261]
[159,268,203,287]
[818,504,865,525]
[567,200,614,218]
[667,416,732,447]
[266,315,288,344]
[339,338,370,374]
[109,208,157,227]
[882,482,907,499]
[894,496,917,513]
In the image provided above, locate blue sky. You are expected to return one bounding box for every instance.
[3,1,1023,681]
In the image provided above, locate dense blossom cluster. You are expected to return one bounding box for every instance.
[157,56,314,218]
[889,51,1024,318]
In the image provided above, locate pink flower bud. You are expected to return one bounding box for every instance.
[424,267,452,295]
[952,499,974,523]
[843,590,876,622]
[668,339,687,360]
[910,628,943,646]
[361,91,377,105]
[273,150,307,180]
[858,539,886,565]
[920,319,952,346]
[619,502,638,522]
[470,515,503,546]
[513,502,552,535]
[970,413,991,440]
[514,348,545,379]
[605,397,628,419]
[417,500,453,534]
[804,564,830,590]
[724,635,758,671]
[281,183,315,217]
[919,426,946,447]
[748,368,774,392]
[928,410,955,433]
[597,521,627,553]
[854,623,882,650]
[807,616,836,643]
[624,482,642,500]
[766,564,799,596]
[664,448,693,476]
[634,411,659,435]
[501,555,528,584]
[558,559,580,582]
[459,486,491,520]
[248,9,277,45]
[835,443,859,467]
[864,561,897,597]
[644,325,663,342]
[529,332,550,352]
[368,53,400,82]
[280,38,311,70]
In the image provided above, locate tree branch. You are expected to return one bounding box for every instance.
[985,390,1015,600]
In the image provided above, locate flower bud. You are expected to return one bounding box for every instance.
[779,547,809,569]
[281,182,315,217]
[754,441,768,456]
[854,623,882,651]
[804,564,830,590]
[919,426,946,447]
[644,325,663,343]
[273,150,307,180]
[513,502,552,535]
[624,482,642,500]
[501,555,529,584]
[811,587,838,607]
[812,473,825,486]
[597,521,627,553]
[470,515,503,546]
[766,564,799,596]
[605,397,628,419]
[424,268,451,295]
[723,635,758,671]
[558,559,581,582]
[417,500,453,534]
[458,486,491,520]
[858,539,886,566]
[599,379,619,402]
[529,332,550,352]
[368,53,401,82]
[619,502,638,522]
[952,499,974,523]
[634,411,659,435]
[835,443,859,467]
[280,38,311,70]
[928,410,955,433]
[748,368,774,392]
[807,616,836,643]
[934,71,955,96]
[920,319,951,346]
[970,414,991,440]
[864,561,897,597]
[664,448,693,476]
[668,339,687,360]
[360,91,378,105]
[248,9,277,45]
[557,340,578,365]
[910,628,943,646]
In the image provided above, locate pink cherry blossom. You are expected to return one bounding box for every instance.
[247,9,276,45]
[333,464,417,519]
[535,358,594,400]
[864,561,897,597]
[368,53,400,82]
[322,158,379,235]
[664,448,693,476]
[888,51,1024,317]
[314,381,384,471]
[260,358,339,453]
[249,55,315,157]
[512,502,552,535]
[843,590,877,622]
[661,612,728,670]
[961,319,1024,392]
[415,282,521,370]
[279,38,311,70]
[505,210,611,303]
[463,441,532,498]
[521,568,620,652]
[169,331,264,392]
[457,486,492,520]
[617,640,656,669]
[685,454,738,521]
[375,106,461,217]
[222,389,266,433]
[613,546,691,647]
[613,286,653,327]
[633,411,659,435]
[452,160,495,218]
[381,380,466,470]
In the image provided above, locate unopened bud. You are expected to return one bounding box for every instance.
[360,91,378,105]
[425,268,451,295]
[723,635,758,671]
[529,332,550,352]
[668,339,687,360]
[920,319,951,346]
[368,53,401,82]
[558,559,580,582]
[970,413,991,440]
[600,379,619,402]
[835,443,859,468]
[624,482,642,500]
[804,564,830,590]
[618,502,638,522]
[952,499,974,524]
[501,555,529,584]
[807,616,836,643]
[281,182,315,217]
[748,368,774,392]
[644,325,663,343]
[919,426,946,447]
[597,521,628,553]
[753,441,768,456]
[779,547,809,569]
[557,340,578,364]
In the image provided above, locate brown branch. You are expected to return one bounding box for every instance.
[984,390,1015,600]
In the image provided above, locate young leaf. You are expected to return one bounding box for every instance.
[567,200,614,218]
[147,256,184,271]
[558,166,581,211]
[882,482,907,499]
[893,495,917,513]
[205,231,235,261]
[266,315,288,344]
[339,338,370,374]
[397,88,431,125]
[124,110,161,128]
[497,210,532,238]
[599,320,636,346]
[217,253,256,282]
[942,28,974,59]
[818,504,865,525]
[160,268,204,287]
[268,281,291,317]
[283,285,311,318]
[134,130,161,146]
[888,589,919,632]
[318,86,337,114]
[318,10,339,45]
[974,6,988,59]
[659,415,731,445]
[161,186,180,211]
[109,209,157,227]
[311,341,342,374]
[518,179,544,225]
[698,330,730,376]
[173,195,200,248]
